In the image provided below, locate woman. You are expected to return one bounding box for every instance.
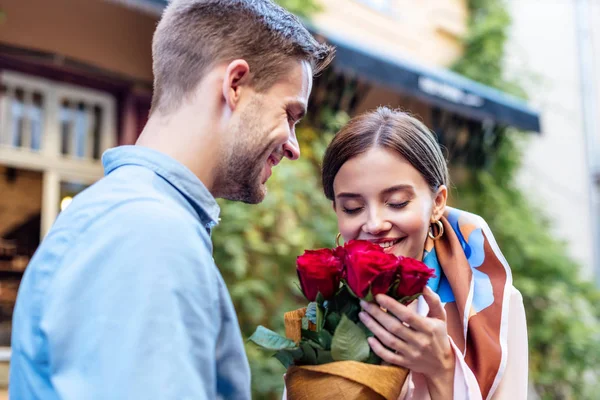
[320,107,528,399]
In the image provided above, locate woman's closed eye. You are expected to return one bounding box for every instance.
[342,206,364,215]
[387,201,409,209]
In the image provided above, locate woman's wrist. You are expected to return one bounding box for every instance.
[424,347,455,399]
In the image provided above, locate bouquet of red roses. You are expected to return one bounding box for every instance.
[249,240,436,400]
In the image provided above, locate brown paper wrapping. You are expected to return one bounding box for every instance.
[283,308,409,400]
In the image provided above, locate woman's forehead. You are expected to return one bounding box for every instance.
[333,148,428,196]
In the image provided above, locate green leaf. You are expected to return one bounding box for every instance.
[299,341,318,365]
[316,303,325,331]
[395,293,421,305]
[325,311,342,332]
[248,326,297,350]
[316,349,335,364]
[343,280,360,299]
[357,320,375,338]
[341,299,361,321]
[363,287,374,303]
[306,302,318,324]
[302,328,333,350]
[364,351,382,365]
[274,347,304,369]
[318,329,333,350]
[331,315,370,362]
[316,292,325,305]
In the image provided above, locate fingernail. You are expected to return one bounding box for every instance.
[359,300,367,309]
[358,311,366,319]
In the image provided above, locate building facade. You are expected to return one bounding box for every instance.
[505,0,600,282]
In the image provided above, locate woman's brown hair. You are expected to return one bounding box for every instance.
[322,107,449,200]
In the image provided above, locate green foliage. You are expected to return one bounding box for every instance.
[330,315,370,362]
[452,0,525,99]
[249,326,297,351]
[452,0,600,398]
[274,0,322,19]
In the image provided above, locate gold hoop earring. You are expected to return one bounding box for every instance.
[428,220,444,240]
[335,233,343,247]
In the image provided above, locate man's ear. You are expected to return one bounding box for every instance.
[431,185,448,222]
[222,59,251,111]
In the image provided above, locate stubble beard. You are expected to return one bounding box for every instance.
[213,102,274,204]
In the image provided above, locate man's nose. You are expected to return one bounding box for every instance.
[283,131,300,160]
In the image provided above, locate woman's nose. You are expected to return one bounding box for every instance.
[362,212,392,235]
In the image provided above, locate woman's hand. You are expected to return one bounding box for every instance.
[359,286,455,398]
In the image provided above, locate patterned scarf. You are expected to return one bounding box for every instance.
[423,207,512,399]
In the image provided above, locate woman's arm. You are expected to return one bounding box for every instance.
[491,287,529,399]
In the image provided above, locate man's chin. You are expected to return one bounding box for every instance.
[248,184,267,204]
[222,183,266,204]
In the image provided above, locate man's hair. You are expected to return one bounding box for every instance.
[151,0,335,114]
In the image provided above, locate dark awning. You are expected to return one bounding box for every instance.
[313,27,540,132]
[123,0,541,132]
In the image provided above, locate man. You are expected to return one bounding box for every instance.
[9,1,333,398]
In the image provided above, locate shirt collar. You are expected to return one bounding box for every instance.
[102,145,220,229]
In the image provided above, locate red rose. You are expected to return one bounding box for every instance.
[297,249,344,301]
[396,257,437,299]
[343,240,401,298]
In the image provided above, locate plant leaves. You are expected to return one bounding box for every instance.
[395,293,421,306]
[299,341,318,365]
[357,320,375,338]
[316,292,325,305]
[316,349,335,364]
[318,329,333,350]
[363,286,375,303]
[274,347,304,369]
[248,326,297,350]
[325,311,342,332]
[316,303,325,331]
[331,315,370,362]
[341,299,361,321]
[343,280,360,299]
[302,328,333,350]
[364,350,382,365]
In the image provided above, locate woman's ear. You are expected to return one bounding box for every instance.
[431,185,448,222]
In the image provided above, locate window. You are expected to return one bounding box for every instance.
[0,70,115,161]
[0,70,117,350]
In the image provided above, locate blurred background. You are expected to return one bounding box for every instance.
[0,0,599,398]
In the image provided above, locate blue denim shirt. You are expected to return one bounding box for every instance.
[10,146,251,400]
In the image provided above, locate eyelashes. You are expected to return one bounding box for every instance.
[342,201,409,215]
[387,201,409,209]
